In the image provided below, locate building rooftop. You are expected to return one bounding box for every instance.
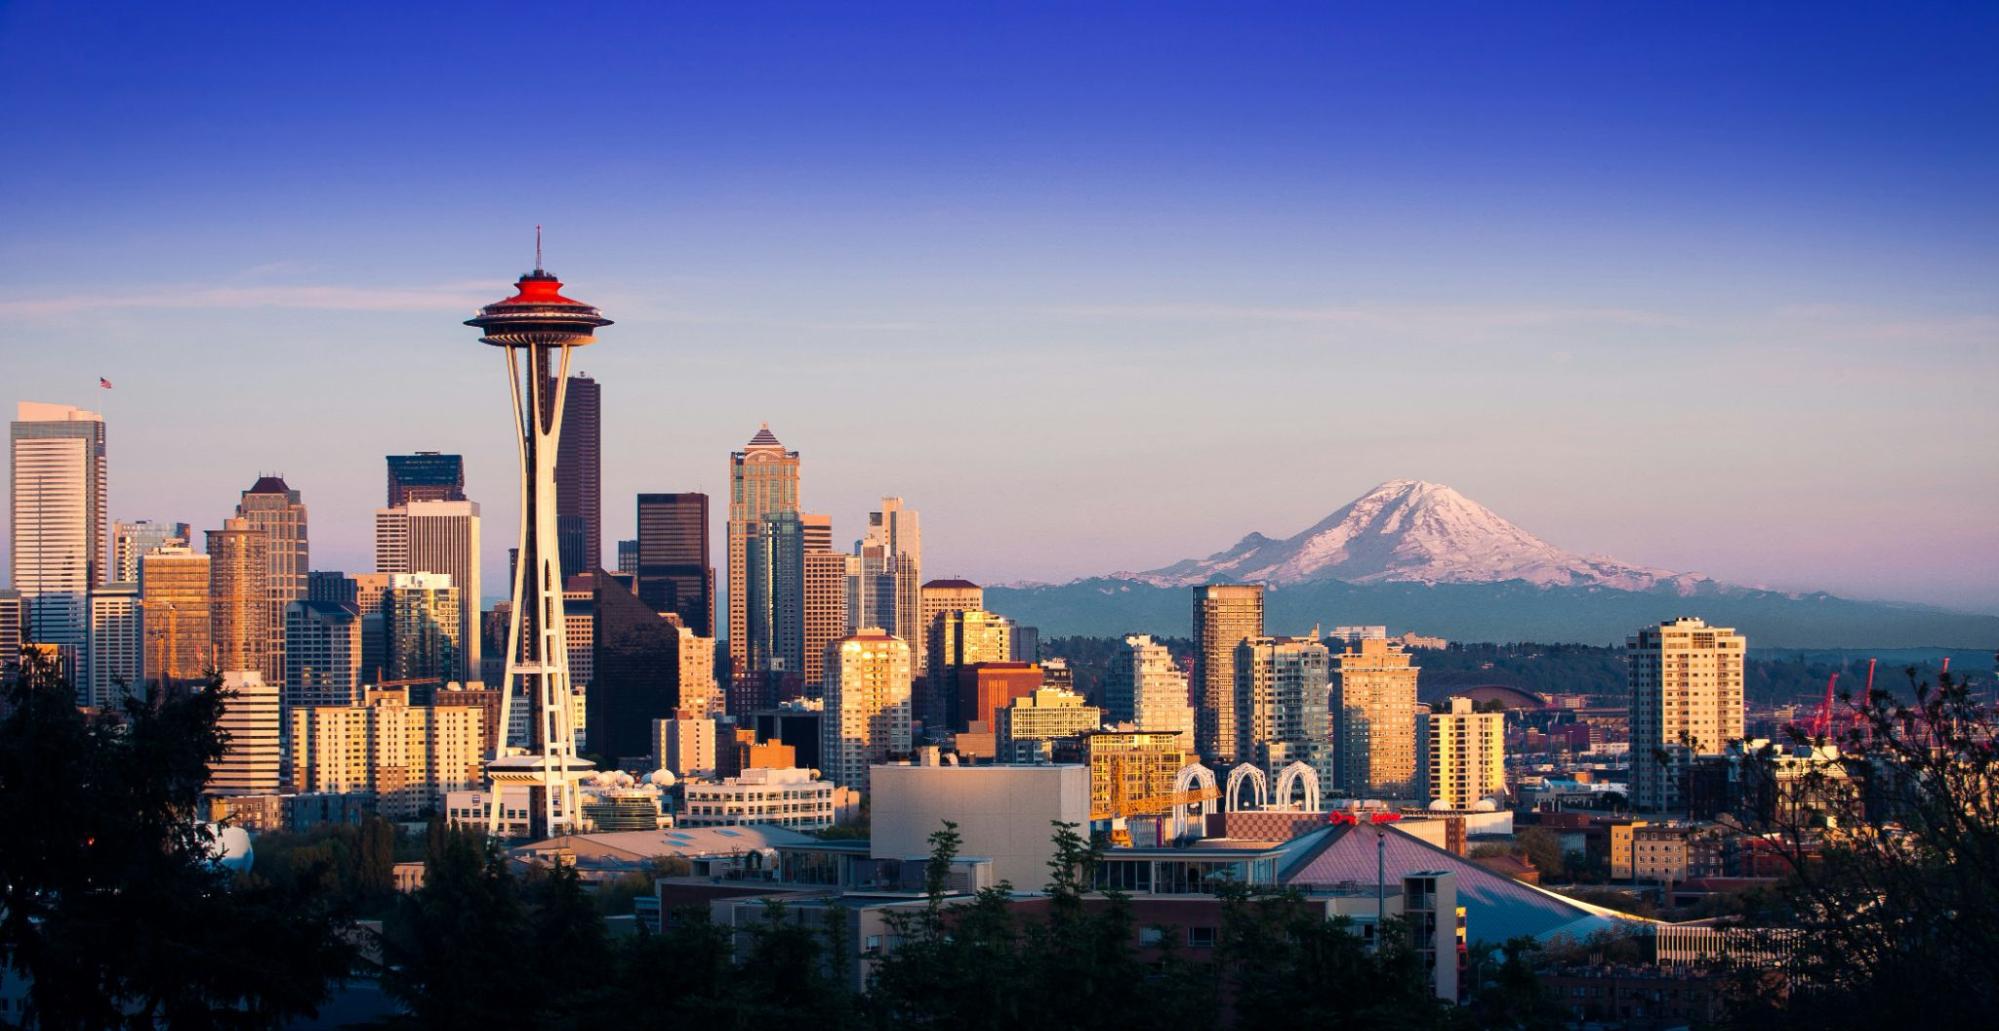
[521,825,816,863]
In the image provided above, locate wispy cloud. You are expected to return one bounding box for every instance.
[1035,301,1680,331]
[0,282,496,317]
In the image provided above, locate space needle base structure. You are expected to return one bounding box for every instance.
[468,252,611,839]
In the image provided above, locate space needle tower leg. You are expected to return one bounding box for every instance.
[468,247,612,840]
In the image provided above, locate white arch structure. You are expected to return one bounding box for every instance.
[1169,763,1218,840]
[1272,761,1321,812]
[1225,763,1268,812]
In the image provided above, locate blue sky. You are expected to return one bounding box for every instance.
[4,2,1996,611]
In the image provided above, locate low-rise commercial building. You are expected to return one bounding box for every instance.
[681,766,838,830]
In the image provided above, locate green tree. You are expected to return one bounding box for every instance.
[867,821,1024,1030]
[1214,884,1458,1029]
[0,651,352,1027]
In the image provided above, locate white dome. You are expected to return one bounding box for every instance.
[1473,799,1499,812]
[1428,798,1453,811]
[207,824,254,872]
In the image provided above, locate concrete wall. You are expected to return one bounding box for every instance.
[871,763,1090,890]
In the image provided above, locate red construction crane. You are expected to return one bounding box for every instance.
[1811,672,1839,739]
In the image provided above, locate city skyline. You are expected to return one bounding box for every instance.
[2,4,1996,612]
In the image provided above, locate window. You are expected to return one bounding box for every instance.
[1187,926,1217,948]
[1138,927,1164,947]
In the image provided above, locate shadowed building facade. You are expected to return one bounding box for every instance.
[588,571,704,765]
[636,492,712,635]
[554,373,601,575]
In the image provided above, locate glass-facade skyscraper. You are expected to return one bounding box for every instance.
[385,452,465,507]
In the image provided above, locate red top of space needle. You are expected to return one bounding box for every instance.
[465,230,612,345]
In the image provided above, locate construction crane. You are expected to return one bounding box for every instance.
[1090,755,1221,846]
[1810,673,1839,739]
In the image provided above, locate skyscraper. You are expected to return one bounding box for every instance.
[1628,616,1745,812]
[616,538,638,576]
[1331,638,1420,798]
[801,539,848,691]
[113,519,190,584]
[728,425,799,685]
[742,510,806,709]
[285,598,362,709]
[86,581,141,708]
[851,497,922,661]
[375,499,481,682]
[139,544,211,693]
[207,517,271,679]
[382,572,462,693]
[385,452,465,506]
[1193,584,1263,764]
[207,671,282,798]
[1428,697,1506,809]
[821,629,912,792]
[1235,634,1334,790]
[635,492,712,634]
[236,475,309,683]
[554,373,601,573]
[1103,634,1195,749]
[10,402,108,669]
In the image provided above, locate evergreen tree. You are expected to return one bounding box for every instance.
[0,650,352,1027]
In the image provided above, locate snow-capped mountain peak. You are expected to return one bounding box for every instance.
[1129,480,1697,591]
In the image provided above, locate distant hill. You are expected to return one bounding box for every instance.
[990,577,1999,648]
[990,479,1998,649]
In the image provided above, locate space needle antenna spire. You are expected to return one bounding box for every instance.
[466,243,612,839]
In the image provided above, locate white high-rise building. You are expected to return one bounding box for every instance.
[821,629,912,792]
[209,671,282,797]
[1104,634,1195,750]
[86,582,141,708]
[375,499,480,682]
[10,402,108,676]
[1427,697,1506,809]
[1629,616,1745,812]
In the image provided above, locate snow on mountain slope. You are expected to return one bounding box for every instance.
[1121,480,1703,591]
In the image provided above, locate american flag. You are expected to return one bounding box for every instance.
[99,377,113,389]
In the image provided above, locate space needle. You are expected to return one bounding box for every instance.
[467,234,610,838]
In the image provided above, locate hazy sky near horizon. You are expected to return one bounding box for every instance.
[4,3,1997,612]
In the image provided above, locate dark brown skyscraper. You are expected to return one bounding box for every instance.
[636,492,713,636]
[385,452,465,507]
[554,373,601,573]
